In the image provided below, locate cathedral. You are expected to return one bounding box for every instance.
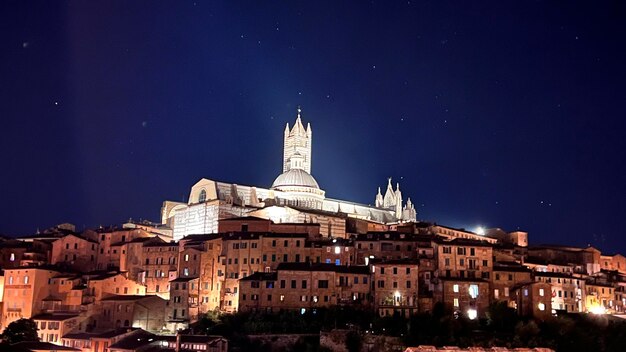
[162,107,416,241]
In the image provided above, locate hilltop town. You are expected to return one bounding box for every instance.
[1,110,624,351]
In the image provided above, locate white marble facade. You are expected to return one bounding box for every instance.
[164,108,417,241]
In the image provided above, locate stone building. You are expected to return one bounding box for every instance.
[238,262,370,312]
[50,234,99,272]
[372,259,419,316]
[491,262,533,307]
[97,295,166,332]
[164,108,417,241]
[512,281,552,320]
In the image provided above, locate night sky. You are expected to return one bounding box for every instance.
[1,1,625,253]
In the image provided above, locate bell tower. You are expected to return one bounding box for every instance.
[283,106,312,173]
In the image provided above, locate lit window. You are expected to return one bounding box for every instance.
[280,295,284,302]
[538,303,545,311]
[334,246,341,254]
[453,284,459,293]
[469,285,479,298]
[467,309,477,320]
[24,276,29,284]
[494,289,499,299]
[185,254,189,262]
[539,288,545,297]
[453,298,459,307]
[9,253,15,261]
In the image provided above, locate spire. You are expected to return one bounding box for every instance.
[375,186,384,208]
[383,177,396,208]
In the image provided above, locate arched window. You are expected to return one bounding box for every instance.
[198,189,207,203]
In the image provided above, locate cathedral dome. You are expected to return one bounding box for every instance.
[271,168,320,190]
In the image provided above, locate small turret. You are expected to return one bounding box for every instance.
[375,187,384,207]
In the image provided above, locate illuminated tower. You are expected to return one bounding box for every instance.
[283,106,312,174]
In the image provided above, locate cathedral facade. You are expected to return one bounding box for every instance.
[162,108,416,241]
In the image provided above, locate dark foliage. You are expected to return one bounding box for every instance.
[1,318,39,344]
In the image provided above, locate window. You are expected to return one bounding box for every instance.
[539,288,545,297]
[284,240,289,247]
[318,280,329,288]
[453,298,459,307]
[393,267,397,275]
[470,248,475,256]
[198,189,206,203]
[291,280,296,289]
[301,295,307,302]
[453,284,459,293]
[406,267,411,274]
[302,280,307,289]
[494,289,499,299]
[443,247,451,254]
[504,287,509,297]
[266,281,274,289]
[445,258,450,266]
[406,280,411,288]
[24,276,29,284]
[468,285,479,298]
[280,280,286,289]
[377,280,385,288]
[538,303,545,311]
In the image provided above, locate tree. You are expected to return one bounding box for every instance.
[1,318,39,344]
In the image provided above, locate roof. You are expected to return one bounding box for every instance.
[271,168,320,189]
[170,277,198,282]
[533,271,575,279]
[100,294,163,302]
[31,313,79,321]
[158,335,226,343]
[439,277,489,283]
[11,341,80,351]
[277,262,370,274]
[109,330,158,350]
[240,272,278,281]
[94,327,140,338]
[57,233,98,244]
[373,259,420,265]
[88,272,121,281]
[143,241,178,247]
[434,237,493,247]
[181,234,221,242]
[221,232,308,241]
[493,265,532,273]
[219,216,271,222]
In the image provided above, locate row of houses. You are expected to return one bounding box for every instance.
[0,216,625,350]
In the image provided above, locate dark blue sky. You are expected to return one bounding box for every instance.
[1,1,625,253]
